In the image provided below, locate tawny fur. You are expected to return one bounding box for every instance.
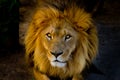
[25,4,98,80]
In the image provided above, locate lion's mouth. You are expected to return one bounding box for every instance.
[53,60,66,63]
[51,60,67,67]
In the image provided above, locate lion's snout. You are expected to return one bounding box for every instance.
[50,51,63,58]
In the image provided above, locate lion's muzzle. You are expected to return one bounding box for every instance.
[48,50,67,68]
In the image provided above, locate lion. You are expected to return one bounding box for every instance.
[24,4,98,80]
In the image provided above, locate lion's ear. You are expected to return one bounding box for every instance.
[73,21,90,32]
[64,6,92,32]
[32,6,61,27]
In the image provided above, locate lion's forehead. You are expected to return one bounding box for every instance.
[44,25,76,36]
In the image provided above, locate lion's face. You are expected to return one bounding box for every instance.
[25,6,98,79]
[40,19,78,68]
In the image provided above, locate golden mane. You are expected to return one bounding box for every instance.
[25,5,98,79]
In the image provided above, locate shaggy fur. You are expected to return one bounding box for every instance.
[25,3,98,80]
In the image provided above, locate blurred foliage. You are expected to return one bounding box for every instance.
[0,0,19,49]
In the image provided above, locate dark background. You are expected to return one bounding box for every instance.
[0,0,120,80]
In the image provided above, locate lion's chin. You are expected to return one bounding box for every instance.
[51,61,66,68]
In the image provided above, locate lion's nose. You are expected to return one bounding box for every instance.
[50,51,63,58]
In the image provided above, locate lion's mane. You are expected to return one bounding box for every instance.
[25,5,98,80]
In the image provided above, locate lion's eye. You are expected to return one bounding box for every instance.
[46,33,52,40]
[65,34,72,41]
